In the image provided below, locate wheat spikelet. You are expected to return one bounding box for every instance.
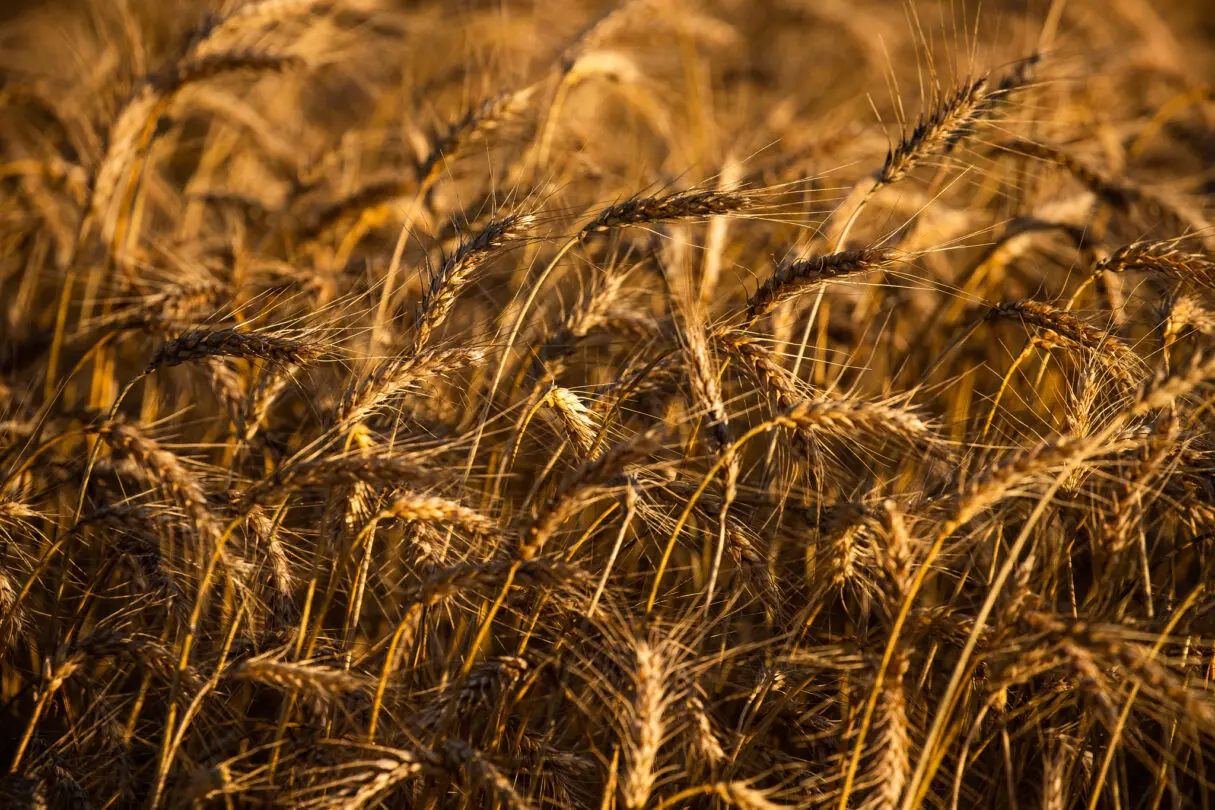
[875,501,913,595]
[0,498,38,524]
[878,77,992,185]
[202,356,246,427]
[89,48,307,246]
[88,88,168,229]
[746,248,894,323]
[520,428,663,559]
[951,436,1097,525]
[725,524,783,622]
[146,328,321,372]
[1096,240,1215,286]
[1102,415,1176,553]
[1130,351,1215,416]
[513,737,596,810]
[110,534,186,616]
[581,189,750,235]
[783,397,937,450]
[28,756,89,810]
[817,504,873,597]
[999,139,1131,207]
[97,421,222,543]
[716,331,806,410]
[988,299,1139,372]
[288,744,432,810]
[1023,613,1215,725]
[94,278,230,332]
[1090,638,1215,727]
[0,565,26,651]
[538,268,635,370]
[377,492,499,536]
[983,52,1042,113]
[868,651,910,810]
[1040,741,1070,810]
[415,214,537,349]
[152,50,306,94]
[541,386,601,459]
[1000,139,1205,238]
[442,739,534,810]
[228,658,365,699]
[238,360,304,441]
[620,639,669,810]
[244,504,294,596]
[449,656,528,716]
[186,185,275,216]
[337,346,487,429]
[55,629,198,690]
[683,324,730,453]
[1162,294,1215,343]
[1055,639,1119,720]
[680,678,727,769]
[190,0,334,57]
[561,0,653,72]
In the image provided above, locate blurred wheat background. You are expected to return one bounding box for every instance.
[1,0,1215,807]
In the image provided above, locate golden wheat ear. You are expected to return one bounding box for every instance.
[1096,239,1215,287]
[337,345,487,430]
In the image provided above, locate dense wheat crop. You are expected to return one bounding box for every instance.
[1,0,1214,807]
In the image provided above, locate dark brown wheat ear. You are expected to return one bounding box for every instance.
[151,50,306,94]
[744,248,896,324]
[986,299,1142,380]
[146,328,323,372]
[1095,240,1215,288]
[875,54,1039,191]
[879,77,993,186]
[829,56,1039,250]
[580,188,752,236]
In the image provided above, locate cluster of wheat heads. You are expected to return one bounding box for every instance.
[1,0,1214,807]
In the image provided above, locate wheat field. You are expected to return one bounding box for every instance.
[1,0,1214,807]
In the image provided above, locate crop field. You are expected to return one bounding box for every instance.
[1,0,1214,807]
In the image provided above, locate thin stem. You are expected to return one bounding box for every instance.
[589,488,637,615]
[368,603,422,741]
[464,237,579,486]
[646,418,784,614]
[1084,585,1203,810]
[981,341,1036,441]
